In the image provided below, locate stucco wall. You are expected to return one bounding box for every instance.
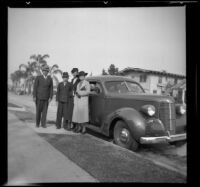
[122,71,185,95]
[149,75,159,94]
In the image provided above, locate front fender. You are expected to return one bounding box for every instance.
[105,107,146,142]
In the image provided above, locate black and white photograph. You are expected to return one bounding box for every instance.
[6,1,191,184]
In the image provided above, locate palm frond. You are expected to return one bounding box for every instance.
[30,54,37,60]
[42,54,50,59]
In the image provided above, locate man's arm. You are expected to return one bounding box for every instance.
[56,83,60,102]
[49,77,53,100]
[33,76,38,99]
[78,81,90,96]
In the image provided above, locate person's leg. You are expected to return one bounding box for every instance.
[63,102,69,130]
[69,98,76,130]
[81,123,86,134]
[72,97,79,132]
[41,100,49,128]
[63,102,71,130]
[72,123,78,132]
[56,102,62,129]
[75,123,82,133]
[36,99,42,127]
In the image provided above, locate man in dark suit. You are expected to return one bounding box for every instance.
[56,72,72,130]
[68,68,80,132]
[33,65,53,128]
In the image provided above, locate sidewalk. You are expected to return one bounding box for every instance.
[7,111,98,184]
[8,92,57,122]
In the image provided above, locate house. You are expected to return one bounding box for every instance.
[166,79,186,105]
[119,67,186,95]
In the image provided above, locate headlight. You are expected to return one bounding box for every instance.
[141,105,156,116]
[176,105,186,115]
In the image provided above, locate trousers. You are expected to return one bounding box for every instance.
[56,101,68,128]
[36,99,49,127]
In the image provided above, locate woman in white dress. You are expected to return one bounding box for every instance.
[72,71,90,134]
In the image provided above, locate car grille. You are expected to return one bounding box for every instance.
[159,102,176,134]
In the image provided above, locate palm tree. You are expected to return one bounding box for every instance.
[27,54,49,95]
[30,54,49,71]
[25,61,42,95]
[10,72,17,92]
[49,64,63,93]
[10,70,24,94]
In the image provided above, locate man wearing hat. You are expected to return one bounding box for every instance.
[33,65,53,128]
[68,68,80,132]
[56,72,72,129]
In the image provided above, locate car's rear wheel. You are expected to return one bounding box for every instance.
[114,120,139,151]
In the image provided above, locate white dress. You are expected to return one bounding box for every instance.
[72,80,90,123]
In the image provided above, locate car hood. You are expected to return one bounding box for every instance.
[106,92,175,103]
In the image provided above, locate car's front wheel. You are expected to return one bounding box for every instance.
[114,120,139,151]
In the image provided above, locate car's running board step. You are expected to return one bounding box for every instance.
[85,124,102,133]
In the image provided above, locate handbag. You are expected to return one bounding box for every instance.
[80,86,86,91]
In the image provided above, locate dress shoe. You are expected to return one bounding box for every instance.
[81,126,86,134]
[76,124,82,133]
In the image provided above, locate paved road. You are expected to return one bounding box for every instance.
[8,92,187,182]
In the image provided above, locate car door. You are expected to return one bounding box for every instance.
[89,81,105,127]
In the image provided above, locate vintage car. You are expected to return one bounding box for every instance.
[85,75,186,151]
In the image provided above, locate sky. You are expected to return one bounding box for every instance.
[8,7,186,80]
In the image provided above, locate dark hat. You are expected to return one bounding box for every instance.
[78,71,88,77]
[41,65,50,72]
[62,72,69,78]
[71,68,79,73]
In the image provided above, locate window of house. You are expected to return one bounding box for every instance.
[153,90,157,94]
[158,76,162,84]
[139,74,147,82]
[174,78,178,84]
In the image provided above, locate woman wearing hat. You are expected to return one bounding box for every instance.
[68,68,80,132]
[72,71,90,134]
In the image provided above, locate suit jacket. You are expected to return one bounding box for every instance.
[56,81,72,102]
[33,75,53,100]
[70,77,80,96]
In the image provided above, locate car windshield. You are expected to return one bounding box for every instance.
[105,81,144,94]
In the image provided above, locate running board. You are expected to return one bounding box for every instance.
[85,123,102,133]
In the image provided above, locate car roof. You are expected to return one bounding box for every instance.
[86,75,138,83]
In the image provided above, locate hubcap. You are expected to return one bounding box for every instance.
[119,128,130,143]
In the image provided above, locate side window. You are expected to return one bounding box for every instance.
[90,82,102,94]
[96,83,102,93]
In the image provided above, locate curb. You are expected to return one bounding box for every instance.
[86,133,187,177]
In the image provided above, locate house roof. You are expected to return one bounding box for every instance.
[119,67,186,78]
[170,79,186,90]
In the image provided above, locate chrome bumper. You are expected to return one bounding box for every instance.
[140,133,186,144]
